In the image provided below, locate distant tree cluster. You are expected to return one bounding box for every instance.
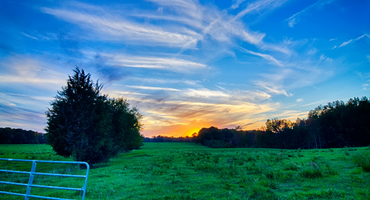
[195,127,261,148]
[196,97,370,149]
[307,97,370,148]
[144,135,195,142]
[0,127,46,144]
[46,68,143,165]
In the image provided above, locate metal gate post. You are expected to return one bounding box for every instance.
[25,161,36,200]
[82,164,89,200]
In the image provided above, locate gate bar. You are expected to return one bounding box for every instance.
[0,158,89,200]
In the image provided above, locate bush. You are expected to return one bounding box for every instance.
[352,154,370,172]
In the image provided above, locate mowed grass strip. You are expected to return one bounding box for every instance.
[1,143,370,199]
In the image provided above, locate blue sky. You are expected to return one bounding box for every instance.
[0,0,369,137]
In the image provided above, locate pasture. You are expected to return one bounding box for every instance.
[0,143,370,199]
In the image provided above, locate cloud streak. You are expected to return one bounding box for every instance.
[286,0,335,28]
[240,47,283,66]
[42,7,199,48]
[0,55,67,88]
[43,0,290,56]
[0,103,46,132]
[255,82,292,97]
[125,85,181,92]
[234,0,288,20]
[90,53,208,74]
[338,34,370,48]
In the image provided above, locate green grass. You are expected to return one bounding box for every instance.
[1,143,370,199]
[353,153,370,172]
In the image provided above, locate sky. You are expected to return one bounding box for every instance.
[0,0,369,137]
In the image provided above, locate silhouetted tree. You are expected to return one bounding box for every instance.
[307,97,370,148]
[46,67,143,165]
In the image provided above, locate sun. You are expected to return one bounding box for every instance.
[182,127,202,137]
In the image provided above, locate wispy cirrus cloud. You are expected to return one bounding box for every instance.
[42,7,200,48]
[338,39,353,48]
[143,0,268,46]
[338,34,370,48]
[240,47,283,66]
[125,85,181,92]
[0,76,64,85]
[21,32,39,40]
[233,0,288,20]
[0,95,47,132]
[0,55,66,88]
[185,88,231,98]
[252,52,337,101]
[51,0,290,54]
[90,53,208,74]
[286,0,335,28]
[146,0,202,20]
[362,83,369,90]
[230,0,246,10]
[296,98,304,102]
[255,81,292,97]
[123,77,201,86]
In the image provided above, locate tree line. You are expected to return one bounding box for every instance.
[0,127,47,144]
[195,96,370,149]
[144,135,195,142]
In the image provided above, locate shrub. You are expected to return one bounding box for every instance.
[352,154,370,172]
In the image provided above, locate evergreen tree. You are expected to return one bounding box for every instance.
[46,67,143,165]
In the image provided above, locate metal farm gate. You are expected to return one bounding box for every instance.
[0,158,89,200]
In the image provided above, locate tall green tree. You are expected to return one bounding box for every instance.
[46,67,143,165]
[307,97,370,148]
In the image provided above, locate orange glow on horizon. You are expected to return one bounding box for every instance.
[182,127,202,137]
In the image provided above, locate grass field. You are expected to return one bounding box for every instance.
[1,143,370,199]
